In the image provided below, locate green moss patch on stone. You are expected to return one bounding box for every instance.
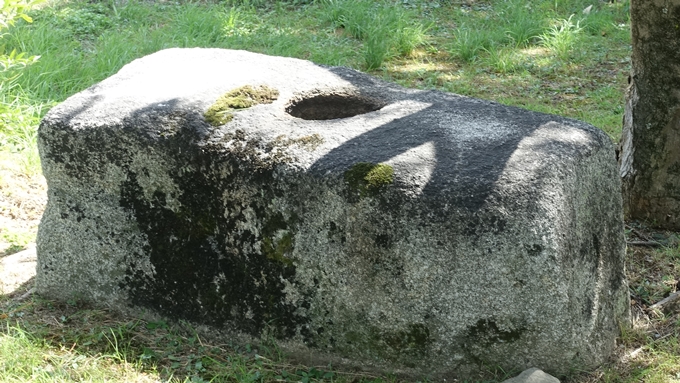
[343,323,431,363]
[262,231,294,266]
[383,323,431,357]
[272,133,325,151]
[260,212,297,266]
[204,85,279,126]
[344,162,394,199]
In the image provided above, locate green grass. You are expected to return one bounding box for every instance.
[539,15,583,60]
[0,0,650,381]
[0,324,162,382]
[0,299,396,383]
[321,0,428,69]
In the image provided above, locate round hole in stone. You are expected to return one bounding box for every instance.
[286,93,387,120]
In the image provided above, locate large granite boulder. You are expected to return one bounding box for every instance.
[36,48,629,379]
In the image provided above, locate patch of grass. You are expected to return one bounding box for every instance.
[581,6,619,37]
[395,22,428,57]
[450,26,502,63]
[171,4,226,46]
[499,0,544,48]
[0,99,43,176]
[363,29,393,70]
[539,15,583,60]
[0,297,404,383]
[0,324,160,382]
[484,47,526,74]
[321,0,428,69]
[627,234,680,307]
[59,2,115,39]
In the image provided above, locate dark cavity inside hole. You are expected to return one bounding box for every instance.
[286,93,387,120]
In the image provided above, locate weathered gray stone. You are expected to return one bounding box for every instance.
[36,48,629,379]
[501,368,560,383]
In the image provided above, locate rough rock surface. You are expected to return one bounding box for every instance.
[37,48,629,379]
[501,368,560,383]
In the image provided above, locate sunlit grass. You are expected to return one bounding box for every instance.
[0,325,163,383]
[0,298,397,383]
[540,15,583,59]
[320,0,428,69]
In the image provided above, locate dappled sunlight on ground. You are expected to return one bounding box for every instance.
[519,47,550,57]
[0,246,36,295]
[0,325,165,383]
[388,60,454,74]
[0,153,46,256]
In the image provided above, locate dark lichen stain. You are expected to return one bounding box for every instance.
[375,233,392,249]
[383,323,431,357]
[582,296,594,318]
[524,243,543,257]
[463,214,508,238]
[118,133,309,339]
[41,110,201,180]
[204,85,279,126]
[327,221,346,245]
[668,161,680,176]
[344,162,394,201]
[261,212,296,266]
[343,323,431,364]
[466,319,525,345]
[61,202,86,222]
[460,318,526,367]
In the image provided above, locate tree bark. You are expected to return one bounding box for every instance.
[620,0,680,229]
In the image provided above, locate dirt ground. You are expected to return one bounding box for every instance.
[0,246,36,295]
[0,153,46,295]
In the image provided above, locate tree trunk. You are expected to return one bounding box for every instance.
[620,0,680,229]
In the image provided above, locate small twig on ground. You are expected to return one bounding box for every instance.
[13,287,34,302]
[51,316,65,327]
[627,240,662,247]
[626,224,653,242]
[649,291,680,313]
[625,346,644,361]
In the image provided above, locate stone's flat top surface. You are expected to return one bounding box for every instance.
[501,368,561,383]
[45,48,611,209]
